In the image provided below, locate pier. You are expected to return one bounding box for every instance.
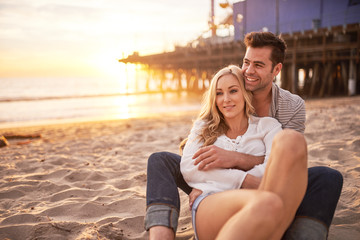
[119,23,360,97]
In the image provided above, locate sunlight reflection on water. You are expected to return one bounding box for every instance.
[0,92,202,128]
[0,64,204,128]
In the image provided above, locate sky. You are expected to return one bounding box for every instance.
[0,0,236,79]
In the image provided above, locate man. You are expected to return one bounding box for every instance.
[145,31,343,240]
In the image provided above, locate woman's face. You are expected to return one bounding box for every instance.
[215,74,245,120]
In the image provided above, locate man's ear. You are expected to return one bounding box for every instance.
[274,63,282,76]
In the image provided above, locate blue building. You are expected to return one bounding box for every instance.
[120,0,360,96]
[233,0,360,40]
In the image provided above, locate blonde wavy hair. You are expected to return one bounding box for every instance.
[180,65,255,151]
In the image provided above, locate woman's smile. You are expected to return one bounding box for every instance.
[223,105,236,110]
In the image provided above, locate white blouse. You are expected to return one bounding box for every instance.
[180,116,282,195]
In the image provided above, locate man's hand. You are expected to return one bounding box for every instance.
[193,145,265,171]
[193,145,238,170]
[189,188,203,210]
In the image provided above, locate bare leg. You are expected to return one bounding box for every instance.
[259,129,308,239]
[196,190,284,240]
[195,129,307,240]
[149,226,174,240]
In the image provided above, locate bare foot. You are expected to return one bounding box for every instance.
[149,226,175,240]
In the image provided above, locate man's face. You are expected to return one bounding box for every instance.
[241,46,281,94]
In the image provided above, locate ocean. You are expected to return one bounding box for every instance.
[0,77,202,128]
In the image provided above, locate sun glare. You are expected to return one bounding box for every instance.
[89,52,138,94]
[93,53,123,78]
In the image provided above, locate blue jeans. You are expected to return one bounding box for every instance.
[145,151,343,238]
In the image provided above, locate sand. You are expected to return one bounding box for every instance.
[0,96,359,240]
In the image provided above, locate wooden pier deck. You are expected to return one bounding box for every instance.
[119,23,360,97]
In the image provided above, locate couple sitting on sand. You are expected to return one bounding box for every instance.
[145,32,343,240]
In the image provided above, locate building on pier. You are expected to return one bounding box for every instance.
[233,0,360,39]
[119,0,360,97]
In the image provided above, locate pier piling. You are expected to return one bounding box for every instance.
[119,24,359,97]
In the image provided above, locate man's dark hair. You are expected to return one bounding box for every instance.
[244,32,287,69]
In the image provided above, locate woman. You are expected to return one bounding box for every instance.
[180,65,308,240]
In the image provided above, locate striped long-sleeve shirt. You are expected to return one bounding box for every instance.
[270,83,306,133]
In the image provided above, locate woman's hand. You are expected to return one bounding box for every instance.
[193,145,237,170]
[189,188,203,210]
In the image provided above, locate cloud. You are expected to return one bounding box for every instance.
[1,0,232,77]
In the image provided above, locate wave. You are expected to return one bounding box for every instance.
[0,90,183,102]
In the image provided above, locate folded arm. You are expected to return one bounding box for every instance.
[193,145,265,171]
[180,121,248,193]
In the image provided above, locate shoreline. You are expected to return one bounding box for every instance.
[1,95,358,131]
[0,90,203,130]
[0,96,359,239]
[0,110,200,131]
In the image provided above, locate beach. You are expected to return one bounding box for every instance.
[0,96,359,240]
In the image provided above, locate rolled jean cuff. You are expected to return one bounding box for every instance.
[145,204,179,233]
[283,217,328,240]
